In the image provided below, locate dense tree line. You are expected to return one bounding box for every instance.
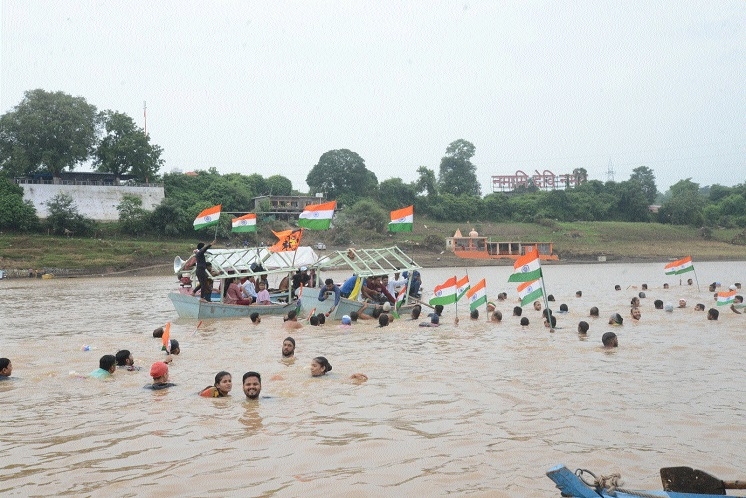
[1,90,745,238]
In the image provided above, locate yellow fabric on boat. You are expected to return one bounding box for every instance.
[349,277,362,300]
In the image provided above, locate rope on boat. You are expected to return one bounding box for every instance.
[575,468,662,498]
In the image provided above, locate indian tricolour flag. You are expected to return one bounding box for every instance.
[517,279,543,306]
[429,276,458,306]
[717,290,736,306]
[395,285,408,311]
[456,275,470,301]
[466,278,487,311]
[232,213,257,233]
[298,201,336,230]
[508,251,542,282]
[388,205,414,232]
[664,256,694,275]
[193,205,222,230]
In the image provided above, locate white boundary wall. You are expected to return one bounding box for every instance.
[21,184,165,221]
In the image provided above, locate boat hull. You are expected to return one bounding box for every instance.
[546,464,745,498]
[168,291,297,319]
[301,295,418,320]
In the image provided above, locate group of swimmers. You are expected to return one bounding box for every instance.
[12,328,367,398]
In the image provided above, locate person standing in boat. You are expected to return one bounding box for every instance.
[195,239,216,301]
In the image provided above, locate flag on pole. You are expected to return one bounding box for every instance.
[508,251,542,282]
[231,213,257,232]
[269,228,303,252]
[193,205,221,230]
[395,285,408,311]
[517,279,543,306]
[664,256,694,275]
[161,322,171,352]
[717,290,736,306]
[429,276,458,306]
[466,279,487,311]
[456,275,470,301]
[388,205,414,232]
[298,201,336,230]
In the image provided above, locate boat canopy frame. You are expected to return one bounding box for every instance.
[311,246,421,277]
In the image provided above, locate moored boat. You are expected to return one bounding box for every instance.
[306,246,422,320]
[547,464,746,498]
[169,246,319,319]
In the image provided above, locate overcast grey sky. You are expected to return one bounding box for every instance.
[2,0,744,193]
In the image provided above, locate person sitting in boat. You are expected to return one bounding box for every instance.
[292,267,311,298]
[240,276,258,304]
[199,371,232,398]
[224,278,252,305]
[363,276,395,304]
[339,274,358,298]
[254,281,271,305]
[308,268,318,288]
[386,271,407,297]
[401,271,422,299]
[145,361,175,390]
[602,332,618,348]
[318,278,341,310]
[0,358,13,379]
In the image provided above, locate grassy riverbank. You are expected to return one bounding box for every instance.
[1,221,744,276]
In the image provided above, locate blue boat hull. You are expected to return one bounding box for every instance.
[547,464,745,498]
[168,291,297,319]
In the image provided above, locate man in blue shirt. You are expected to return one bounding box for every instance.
[318,278,341,311]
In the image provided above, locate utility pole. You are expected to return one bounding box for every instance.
[606,157,615,182]
[143,101,147,136]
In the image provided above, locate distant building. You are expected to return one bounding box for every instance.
[491,169,585,193]
[15,171,164,220]
[252,195,326,220]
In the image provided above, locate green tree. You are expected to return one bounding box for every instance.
[659,179,704,225]
[264,175,293,196]
[117,194,148,235]
[95,111,163,183]
[572,167,588,185]
[0,89,100,181]
[45,192,95,235]
[629,166,657,204]
[0,178,39,231]
[306,149,377,205]
[414,166,438,197]
[378,177,417,211]
[327,198,388,245]
[437,139,480,196]
[149,198,187,236]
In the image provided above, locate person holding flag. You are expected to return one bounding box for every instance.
[194,238,216,301]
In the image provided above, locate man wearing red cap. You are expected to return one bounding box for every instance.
[145,361,176,390]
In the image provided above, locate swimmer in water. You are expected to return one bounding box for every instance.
[199,371,232,397]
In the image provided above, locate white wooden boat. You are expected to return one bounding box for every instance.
[302,246,422,320]
[170,246,318,319]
